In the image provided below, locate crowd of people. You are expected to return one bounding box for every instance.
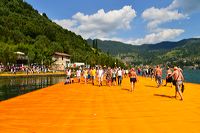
[64,65,185,101]
[65,66,138,90]
[0,64,50,75]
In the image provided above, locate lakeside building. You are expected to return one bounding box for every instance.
[14,51,28,65]
[52,52,71,71]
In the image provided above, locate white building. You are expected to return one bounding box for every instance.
[52,52,70,71]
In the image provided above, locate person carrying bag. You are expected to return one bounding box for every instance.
[170,67,184,100]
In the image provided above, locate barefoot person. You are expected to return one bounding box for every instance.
[76,67,82,83]
[65,68,71,84]
[97,66,104,87]
[112,68,117,86]
[129,68,138,92]
[106,67,112,87]
[91,67,96,85]
[164,67,173,87]
[117,67,123,86]
[155,65,162,88]
[170,66,184,100]
[83,68,88,84]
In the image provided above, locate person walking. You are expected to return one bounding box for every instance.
[83,68,88,84]
[112,68,117,86]
[155,65,162,88]
[117,67,123,86]
[164,67,173,87]
[97,66,104,87]
[76,67,82,83]
[170,67,184,100]
[129,68,138,92]
[106,67,112,87]
[91,67,96,85]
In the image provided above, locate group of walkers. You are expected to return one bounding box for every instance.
[65,65,185,101]
[65,66,138,91]
[155,65,184,101]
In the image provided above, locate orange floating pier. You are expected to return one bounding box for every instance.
[0,77,200,133]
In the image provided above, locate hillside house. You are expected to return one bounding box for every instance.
[52,52,71,71]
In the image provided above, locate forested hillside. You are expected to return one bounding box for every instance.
[87,38,200,66]
[87,39,138,55]
[0,0,123,67]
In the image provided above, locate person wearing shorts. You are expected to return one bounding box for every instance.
[91,67,96,85]
[164,67,173,87]
[129,68,138,92]
[97,66,104,87]
[112,68,117,86]
[106,67,112,87]
[155,65,162,88]
[76,68,81,83]
[170,67,184,100]
[83,68,88,84]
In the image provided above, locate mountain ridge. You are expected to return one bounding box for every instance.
[87,38,200,66]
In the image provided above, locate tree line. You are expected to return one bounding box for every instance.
[0,0,125,68]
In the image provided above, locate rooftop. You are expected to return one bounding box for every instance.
[54,52,71,57]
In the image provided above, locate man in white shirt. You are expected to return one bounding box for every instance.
[117,67,123,86]
[97,66,104,87]
[76,68,81,83]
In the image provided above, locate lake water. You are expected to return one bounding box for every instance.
[162,69,200,84]
[0,76,65,101]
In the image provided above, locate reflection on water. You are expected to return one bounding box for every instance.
[0,76,65,101]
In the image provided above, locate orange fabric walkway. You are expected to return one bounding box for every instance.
[0,77,200,133]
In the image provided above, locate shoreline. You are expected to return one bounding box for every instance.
[0,72,66,78]
[0,73,199,85]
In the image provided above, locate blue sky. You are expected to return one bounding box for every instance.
[25,0,200,45]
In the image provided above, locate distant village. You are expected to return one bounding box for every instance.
[0,51,86,73]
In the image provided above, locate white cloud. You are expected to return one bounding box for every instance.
[54,6,136,39]
[128,29,184,45]
[139,0,200,45]
[142,6,187,30]
[169,0,200,13]
[54,19,77,30]
[53,1,194,45]
[193,35,200,38]
[137,0,187,45]
[100,29,184,45]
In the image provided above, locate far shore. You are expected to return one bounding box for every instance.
[0,72,66,78]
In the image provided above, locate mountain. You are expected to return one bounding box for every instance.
[87,38,200,66]
[87,38,200,55]
[87,39,138,55]
[0,0,124,67]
